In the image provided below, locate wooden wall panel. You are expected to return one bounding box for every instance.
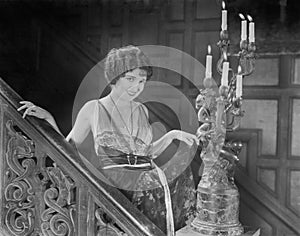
[293,57,300,84]
[257,167,277,195]
[246,58,279,86]
[195,0,219,20]
[168,0,185,21]
[291,98,300,156]
[167,31,184,51]
[240,99,278,156]
[288,170,300,216]
[129,11,159,45]
[236,55,300,235]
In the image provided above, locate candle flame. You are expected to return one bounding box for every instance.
[238,65,242,74]
[208,45,211,54]
[239,13,245,20]
[247,15,253,21]
[222,1,225,9]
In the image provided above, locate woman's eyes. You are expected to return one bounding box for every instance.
[126,77,146,83]
[126,77,135,82]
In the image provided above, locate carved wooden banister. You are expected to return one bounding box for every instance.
[0,77,165,236]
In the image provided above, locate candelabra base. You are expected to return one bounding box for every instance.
[191,221,244,236]
[176,226,260,236]
[191,184,243,236]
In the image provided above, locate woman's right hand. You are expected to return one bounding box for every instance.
[17,101,53,121]
[169,130,199,146]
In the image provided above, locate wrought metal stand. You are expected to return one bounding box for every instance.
[191,27,256,236]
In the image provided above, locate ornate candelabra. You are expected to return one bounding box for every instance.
[191,16,256,236]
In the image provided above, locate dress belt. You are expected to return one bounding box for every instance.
[101,153,154,170]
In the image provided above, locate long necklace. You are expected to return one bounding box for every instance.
[109,95,133,136]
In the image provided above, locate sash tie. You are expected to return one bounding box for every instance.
[101,153,175,236]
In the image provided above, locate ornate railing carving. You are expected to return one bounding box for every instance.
[0,77,165,236]
[4,120,37,236]
[3,120,76,236]
[41,164,76,236]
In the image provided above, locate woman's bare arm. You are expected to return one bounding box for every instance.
[140,104,198,158]
[66,101,95,144]
[18,100,95,146]
[149,130,199,158]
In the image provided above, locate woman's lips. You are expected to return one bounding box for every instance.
[128,91,137,96]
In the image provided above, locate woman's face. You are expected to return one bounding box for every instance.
[114,68,147,101]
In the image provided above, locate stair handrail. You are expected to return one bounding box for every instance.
[0,76,165,236]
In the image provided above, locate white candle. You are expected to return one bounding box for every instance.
[236,66,243,97]
[247,15,255,42]
[239,14,247,41]
[221,61,229,86]
[205,45,212,78]
[221,1,227,30]
[249,22,255,42]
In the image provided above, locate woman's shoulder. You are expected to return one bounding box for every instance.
[133,101,144,109]
[133,101,149,117]
[81,99,99,110]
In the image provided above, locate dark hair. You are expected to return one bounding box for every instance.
[109,66,153,85]
[105,45,153,85]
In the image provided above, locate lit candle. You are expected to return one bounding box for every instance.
[247,15,255,43]
[221,1,227,31]
[239,13,247,41]
[236,66,243,97]
[205,45,212,78]
[221,61,229,87]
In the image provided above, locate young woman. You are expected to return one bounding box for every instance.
[18,45,198,235]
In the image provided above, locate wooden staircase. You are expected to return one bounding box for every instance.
[0,77,166,235]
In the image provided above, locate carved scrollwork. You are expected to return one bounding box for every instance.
[3,120,76,236]
[41,164,76,236]
[95,207,128,236]
[4,120,37,236]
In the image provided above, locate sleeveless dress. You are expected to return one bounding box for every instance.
[90,99,196,233]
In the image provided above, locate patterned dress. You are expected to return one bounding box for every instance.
[89,99,196,233]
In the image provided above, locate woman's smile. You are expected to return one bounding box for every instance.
[127,90,138,96]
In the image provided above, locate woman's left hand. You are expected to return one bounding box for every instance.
[170,130,199,146]
[18,101,53,120]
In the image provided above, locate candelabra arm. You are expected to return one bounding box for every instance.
[217,30,230,75]
[239,41,256,76]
